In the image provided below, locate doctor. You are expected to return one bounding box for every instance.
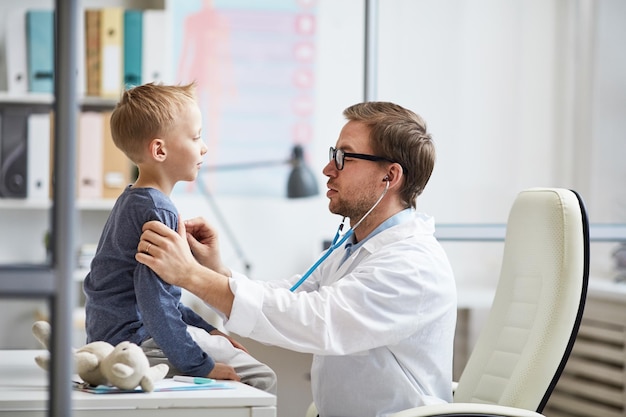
[136,102,457,417]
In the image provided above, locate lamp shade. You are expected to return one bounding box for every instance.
[287,145,319,198]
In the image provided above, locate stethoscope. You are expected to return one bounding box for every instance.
[289,178,390,291]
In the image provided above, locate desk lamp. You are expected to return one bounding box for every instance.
[201,144,318,198]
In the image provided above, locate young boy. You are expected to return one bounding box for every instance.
[83,82,276,393]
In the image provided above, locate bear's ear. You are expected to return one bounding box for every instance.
[110,362,136,379]
[75,351,100,373]
[34,353,50,371]
[32,321,52,349]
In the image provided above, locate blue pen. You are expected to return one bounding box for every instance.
[173,375,215,384]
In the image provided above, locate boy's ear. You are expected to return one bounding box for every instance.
[149,139,166,161]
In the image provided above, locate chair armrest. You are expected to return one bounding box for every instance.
[305,401,318,417]
[388,403,545,417]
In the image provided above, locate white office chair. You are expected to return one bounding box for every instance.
[305,188,589,417]
[389,188,590,417]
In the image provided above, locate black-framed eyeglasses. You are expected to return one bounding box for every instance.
[329,147,395,171]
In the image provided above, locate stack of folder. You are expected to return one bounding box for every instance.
[2,6,166,202]
[0,110,134,201]
[4,7,170,97]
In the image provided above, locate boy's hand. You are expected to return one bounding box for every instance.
[210,329,249,353]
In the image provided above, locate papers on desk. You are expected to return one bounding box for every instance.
[73,377,234,394]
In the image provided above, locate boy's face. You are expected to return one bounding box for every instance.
[163,101,207,182]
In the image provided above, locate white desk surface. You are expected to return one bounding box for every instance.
[0,349,276,417]
[588,278,626,301]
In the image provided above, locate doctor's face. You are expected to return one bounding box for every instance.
[323,121,389,222]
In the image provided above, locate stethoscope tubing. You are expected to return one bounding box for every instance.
[289,180,390,292]
[289,227,353,292]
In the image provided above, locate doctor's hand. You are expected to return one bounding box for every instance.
[136,218,201,288]
[210,329,249,353]
[138,217,237,317]
[183,217,231,277]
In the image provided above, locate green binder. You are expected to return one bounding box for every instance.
[123,9,143,88]
[26,10,55,93]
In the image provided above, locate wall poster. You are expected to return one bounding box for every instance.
[171,0,317,197]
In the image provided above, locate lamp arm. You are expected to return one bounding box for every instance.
[200,144,318,199]
[196,175,253,275]
[202,159,291,171]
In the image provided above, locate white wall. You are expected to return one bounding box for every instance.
[376,0,570,287]
[172,0,366,282]
[171,0,626,287]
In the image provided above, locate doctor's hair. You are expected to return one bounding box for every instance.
[343,101,435,209]
[110,82,197,163]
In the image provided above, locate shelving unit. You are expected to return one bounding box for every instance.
[0,0,167,279]
[0,2,79,416]
[0,200,113,266]
[0,1,165,415]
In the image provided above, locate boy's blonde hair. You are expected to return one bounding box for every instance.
[110,82,197,163]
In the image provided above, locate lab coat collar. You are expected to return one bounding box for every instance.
[336,210,436,273]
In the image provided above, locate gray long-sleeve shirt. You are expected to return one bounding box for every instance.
[84,186,216,377]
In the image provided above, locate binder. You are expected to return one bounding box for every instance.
[76,7,87,98]
[77,112,104,199]
[0,107,29,198]
[85,9,101,97]
[142,10,170,84]
[100,7,124,98]
[48,111,55,200]
[101,112,131,199]
[123,9,143,88]
[5,8,29,94]
[26,113,52,201]
[26,10,55,93]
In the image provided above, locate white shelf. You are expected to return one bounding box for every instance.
[0,92,53,105]
[0,199,116,210]
[0,92,117,107]
[0,199,51,210]
[76,199,117,210]
[74,269,90,282]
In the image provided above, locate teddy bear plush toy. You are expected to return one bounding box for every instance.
[32,321,169,392]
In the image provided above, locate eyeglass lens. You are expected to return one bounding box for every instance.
[329,147,344,170]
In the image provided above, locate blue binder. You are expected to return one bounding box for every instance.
[26,10,55,93]
[123,9,143,88]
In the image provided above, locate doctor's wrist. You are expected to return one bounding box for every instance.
[218,266,232,278]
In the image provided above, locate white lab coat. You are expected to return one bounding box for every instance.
[224,211,457,417]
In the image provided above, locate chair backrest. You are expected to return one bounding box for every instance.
[453,188,589,412]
